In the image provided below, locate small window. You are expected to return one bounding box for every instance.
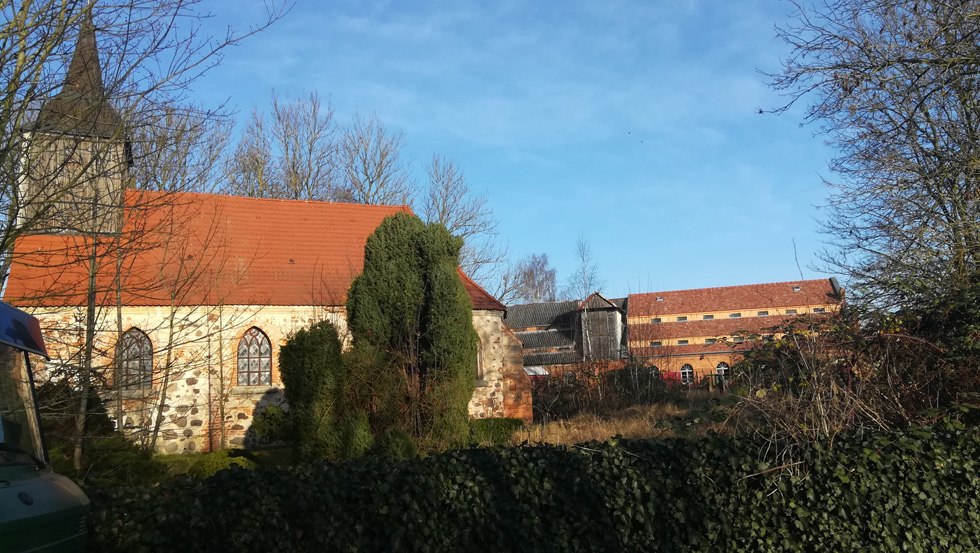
[656,296,664,302]
[649,341,662,347]
[792,285,801,292]
[757,310,769,317]
[680,364,694,385]
[677,339,689,345]
[650,317,662,324]
[734,336,745,344]
[716,362,730,378]
[813,307,827,313]
[729,313,741,319]
[676,316,688,322]
[705,338,717,345]
[763,334,774,342]
[702,314,714,320]
[786,309,798,315]
[237,327,272,386]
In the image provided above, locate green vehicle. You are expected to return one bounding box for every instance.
[0,302,89,551]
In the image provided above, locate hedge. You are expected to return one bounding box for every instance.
[88,424,980,552]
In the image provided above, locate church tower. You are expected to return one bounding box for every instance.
[19,9,131,234]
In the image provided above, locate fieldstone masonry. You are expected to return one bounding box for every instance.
[33,304,530,453]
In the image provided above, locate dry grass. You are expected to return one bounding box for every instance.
[513,393,732,446]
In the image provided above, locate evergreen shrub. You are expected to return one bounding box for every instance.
[89,423,980,552]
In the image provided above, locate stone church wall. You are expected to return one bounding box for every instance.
[468,311,532,423]
[31,304,528,453]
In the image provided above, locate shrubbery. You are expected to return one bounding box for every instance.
[533,359,671,421]
[88,423,980,552]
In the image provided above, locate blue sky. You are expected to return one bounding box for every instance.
[191,0,837,298]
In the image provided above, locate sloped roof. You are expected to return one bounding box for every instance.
[628,279,841,317]
[517,329,575,349]
[629,314,817,341]
[505,300,578,329]
[524,350,579,366]
[5,190,504,310]
[579,292,624,312]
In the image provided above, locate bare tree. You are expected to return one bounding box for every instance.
[495,253,557,305]
[562,234,604,300]
[131,106,231,193]
[338,113,413,205]
[223,91,338,200]
[770,0,980,309]
[421,154,505,282]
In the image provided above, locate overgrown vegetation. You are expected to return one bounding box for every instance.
[88,423,980,552]
[731,277,980,455]
[532,359,672,422]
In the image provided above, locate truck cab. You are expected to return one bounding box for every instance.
[0,302,89,551]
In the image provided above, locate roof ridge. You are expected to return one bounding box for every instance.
[628,278,831,298]
[126,188,414,212]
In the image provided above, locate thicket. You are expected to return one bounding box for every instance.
[88,423,980,552]
[533,359,672,421]
[346,212,478,452]
[732,277,980,451]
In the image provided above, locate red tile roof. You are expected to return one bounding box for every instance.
[5,190,504,310]
[632,341,753,359]
[628,279,841,318]
[629,314,814,341]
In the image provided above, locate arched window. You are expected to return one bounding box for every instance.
[117,328,152,389]
[237,327,272,386]
[716,362,730,379]
[680,363,694,385]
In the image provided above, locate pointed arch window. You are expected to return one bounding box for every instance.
[237,327,272,386]
[117,328,152,389]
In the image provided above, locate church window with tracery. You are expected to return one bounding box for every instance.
[237,327,272,386]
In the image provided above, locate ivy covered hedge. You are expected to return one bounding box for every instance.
[89,425,980,552]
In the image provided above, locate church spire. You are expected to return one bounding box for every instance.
[63,9,106,97]
[35,6,124,138]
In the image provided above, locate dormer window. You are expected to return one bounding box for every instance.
[792,285,801,292]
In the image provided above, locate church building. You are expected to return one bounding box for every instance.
[5,16,531,453]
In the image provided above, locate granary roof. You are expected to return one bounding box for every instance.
[5,190,504,310]
[35,10,124,139]
[505,300,579,329]
[627,279,842,318]
[629,314,812,341]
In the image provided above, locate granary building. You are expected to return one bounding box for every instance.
[627,279,844,383]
